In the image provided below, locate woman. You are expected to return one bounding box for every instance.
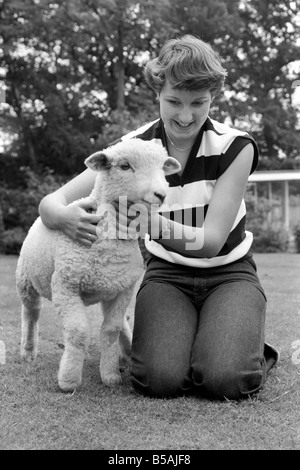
[39,34,278,400]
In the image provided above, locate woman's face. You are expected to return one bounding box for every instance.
[159,80,212,144]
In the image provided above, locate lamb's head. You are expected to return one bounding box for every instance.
[84,138,181,206]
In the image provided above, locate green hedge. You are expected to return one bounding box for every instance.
[245,195,290,253]
[0,167,64,255]
[294,225,300,253]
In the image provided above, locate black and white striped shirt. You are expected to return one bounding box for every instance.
[117,116,258,267]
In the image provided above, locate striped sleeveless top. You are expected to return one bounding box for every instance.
[116,116,258,268]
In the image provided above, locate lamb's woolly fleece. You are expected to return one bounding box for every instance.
[16,138,181,392]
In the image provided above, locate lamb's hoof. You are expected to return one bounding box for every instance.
[20,348,37,362]
[58,367,82,393]
[58,376,81,393]
[101,372,122,387]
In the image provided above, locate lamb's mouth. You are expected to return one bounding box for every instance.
[141,198,165,206]
[140,198,153,207]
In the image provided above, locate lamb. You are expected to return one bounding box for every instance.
[16,138,181,392]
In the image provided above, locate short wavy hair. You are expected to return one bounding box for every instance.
[144,35,227,97]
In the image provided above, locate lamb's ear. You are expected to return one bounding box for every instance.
[84,152,112,171]
[163,157,181,175]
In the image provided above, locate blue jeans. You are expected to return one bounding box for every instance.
[130,252,278,400]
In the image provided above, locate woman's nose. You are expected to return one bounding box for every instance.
[178,107,193,123]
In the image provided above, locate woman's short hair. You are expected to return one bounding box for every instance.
[144,34,227,97]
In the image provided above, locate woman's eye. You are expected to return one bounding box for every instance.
[120,162,132,171]
[196,100,209,106]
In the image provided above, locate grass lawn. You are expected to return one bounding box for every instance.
[0,253,299,450]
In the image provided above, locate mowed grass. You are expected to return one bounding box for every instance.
[0,253,299,450]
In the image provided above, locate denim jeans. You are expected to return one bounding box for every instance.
[130,252,278,400]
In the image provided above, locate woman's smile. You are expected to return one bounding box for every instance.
[174,120,194,128]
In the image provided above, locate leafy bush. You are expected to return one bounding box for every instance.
[250,226,290,253]
[294,224,300,253]
[0,167,65,254]
[1,227,27,255]
[246,195,290,253]
[97,107,159,149]
[0,205,5,253]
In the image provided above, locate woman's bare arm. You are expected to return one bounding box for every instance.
[39,168,101,246]
[156,143,254,258]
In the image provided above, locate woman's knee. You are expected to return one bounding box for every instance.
[130,362,191,398]
[193,362,264,400]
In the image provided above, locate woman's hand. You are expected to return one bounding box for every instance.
[39,167,100,247]
[58,197,101,247]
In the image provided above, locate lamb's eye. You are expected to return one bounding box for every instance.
[120,162,132,171]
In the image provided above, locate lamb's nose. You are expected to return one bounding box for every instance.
[154,192,166,204]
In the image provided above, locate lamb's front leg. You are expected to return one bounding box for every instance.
[52,288,90,393]
[100,289,134,386]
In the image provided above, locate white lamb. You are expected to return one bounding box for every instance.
[16,138,181,392]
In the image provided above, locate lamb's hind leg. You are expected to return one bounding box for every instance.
[100,289,134,386]
[18,279,41,361]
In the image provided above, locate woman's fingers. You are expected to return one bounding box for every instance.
[66,197,153,244]
[77,196,98,212]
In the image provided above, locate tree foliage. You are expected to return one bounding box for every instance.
[0,0,299,180]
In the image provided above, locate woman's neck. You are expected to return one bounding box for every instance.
[167,146,191,176]
[165,131,195,152]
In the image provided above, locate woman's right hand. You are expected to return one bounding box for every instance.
[56,197,101,247]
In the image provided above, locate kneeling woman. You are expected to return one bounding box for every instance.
[39,34,278,400]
